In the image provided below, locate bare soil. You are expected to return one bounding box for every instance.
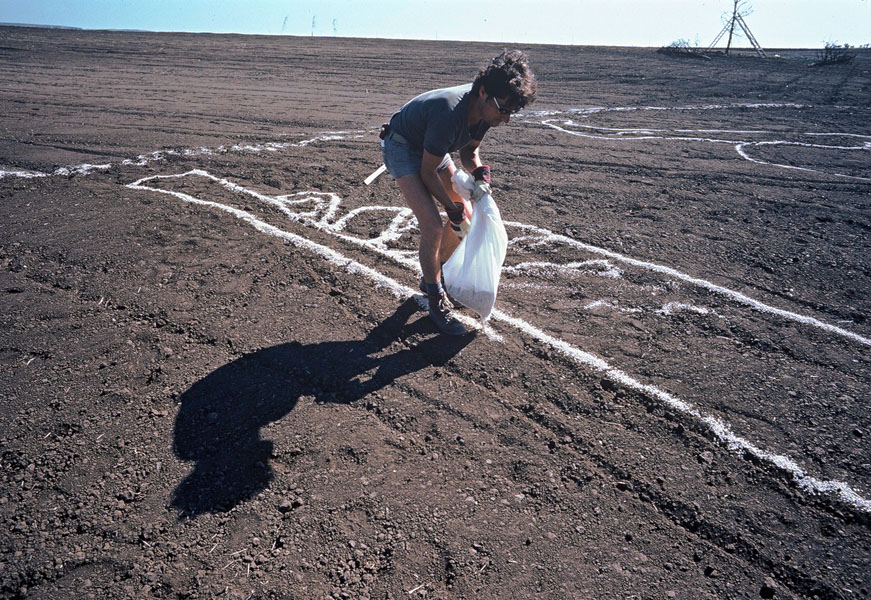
[1,26,870,600]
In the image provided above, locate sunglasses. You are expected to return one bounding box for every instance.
[490,96,521,115]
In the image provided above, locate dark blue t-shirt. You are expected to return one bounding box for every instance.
[389,83,490,157]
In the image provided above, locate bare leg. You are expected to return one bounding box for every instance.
[396,173,444,284]
[396,170,468,335]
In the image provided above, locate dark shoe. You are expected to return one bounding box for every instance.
[428,294,467,336]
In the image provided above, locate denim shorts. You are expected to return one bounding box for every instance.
[382,131,454,179]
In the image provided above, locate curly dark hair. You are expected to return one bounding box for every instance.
[472,50,537,109]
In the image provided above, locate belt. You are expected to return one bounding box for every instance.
[380,123,409,146]
[388,129,409,145]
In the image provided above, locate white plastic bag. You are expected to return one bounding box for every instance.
[442,171,508,322]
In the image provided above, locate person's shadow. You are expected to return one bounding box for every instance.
[170,298,473,517]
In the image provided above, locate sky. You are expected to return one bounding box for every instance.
[0,0,868,48]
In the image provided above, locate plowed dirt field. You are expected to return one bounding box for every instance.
[1,26,870,600]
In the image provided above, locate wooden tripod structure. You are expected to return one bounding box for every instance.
[708,1,767,57]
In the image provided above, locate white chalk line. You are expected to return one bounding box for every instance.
[124,171,500,341]
[7,109,863,343]
[6,106,864,507]
[503,261,718,318]
[656,301,714,317]
[166,170,423,270]
[144,169,870,347]
[545,119,871,183]
[526,102,809,119]
[503,259,624,279]
[506,222,871,347]
[490,306,871,513]
[582,299,644,315]
[128,170,870,514]
[0,130,370,181]
[735,140,871,181]
[533,103,871,183]
[0,163,115,179]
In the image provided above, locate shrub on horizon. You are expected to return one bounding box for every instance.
[811,41,856,66]
[657,39,712,60]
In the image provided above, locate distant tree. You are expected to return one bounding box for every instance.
[723,0,753,55]
[708,0,766,58]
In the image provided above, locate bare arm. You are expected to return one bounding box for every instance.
[459,139,483,173]
[420,150,461,211]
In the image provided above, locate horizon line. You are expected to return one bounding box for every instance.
[1,21,853,51]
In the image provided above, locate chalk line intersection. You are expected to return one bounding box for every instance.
[535,102,871,182]
[127,169,871,514]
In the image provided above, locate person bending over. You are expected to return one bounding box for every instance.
[381,49,536,335]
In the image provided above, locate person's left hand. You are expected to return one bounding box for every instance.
[472,180,491,203]
[471,165,492,203]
